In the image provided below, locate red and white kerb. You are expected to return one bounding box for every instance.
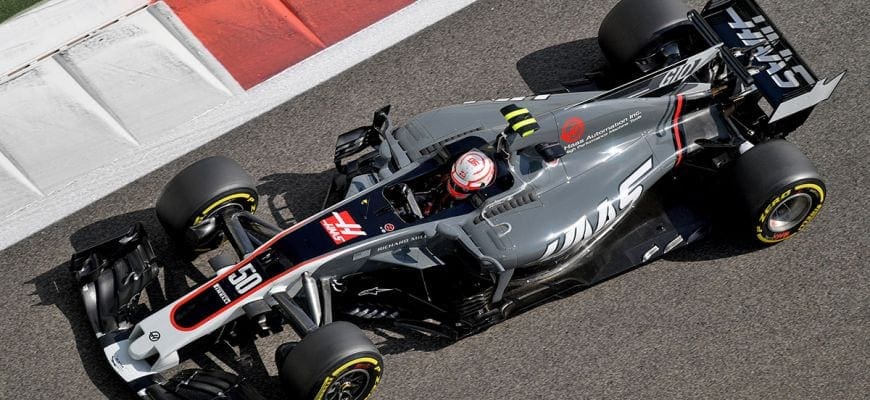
[449,149,495,200]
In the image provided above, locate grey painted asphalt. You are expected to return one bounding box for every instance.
[2,0,868,399]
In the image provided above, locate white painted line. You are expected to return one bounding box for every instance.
[0,0,480,250]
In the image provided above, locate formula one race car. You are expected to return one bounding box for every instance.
[69,0,843,399]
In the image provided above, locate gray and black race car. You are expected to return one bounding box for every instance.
[68,0,844,399]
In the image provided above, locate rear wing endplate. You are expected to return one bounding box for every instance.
[699,0,844,122]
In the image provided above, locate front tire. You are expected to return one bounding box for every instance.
[155,156,258,250]
[731,140,826,245]
[278,322,383,400]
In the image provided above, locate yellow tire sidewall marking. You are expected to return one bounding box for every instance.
[314,357,382,400]
[755,183,825,244]
[795,183,825,203]
[192,192,255,226]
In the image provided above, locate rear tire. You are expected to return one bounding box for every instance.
[731,140,826,245]
[278,322,383,400]
[155,156,258,250]
[598,0,692,71]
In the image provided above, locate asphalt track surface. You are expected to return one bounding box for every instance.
[2,0,868,399]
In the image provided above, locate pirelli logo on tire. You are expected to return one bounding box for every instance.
[755,182,825,244]
[500,104,540,137]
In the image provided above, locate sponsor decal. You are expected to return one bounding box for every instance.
[725,7,815,89]
[772,231,791,240]
[463,94,550,104]
[561,117,586,143]
[540,158,652,260]
[212,283,231,304]
[321,211,367,245]
[381,223,396,233]
[148,331,161,342]
[358,287,395,296]
[353,249,372,261]
[650,58,701,90]
[376,233,426,253]
[565,111,642,154]
[227,264,263,295]
[111,354,126,370]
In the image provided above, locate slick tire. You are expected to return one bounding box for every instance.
[145,369,266,400]
[731,140,826,245]
[278,322,383,400]
[598,0,692,69]
[156,156,258,250]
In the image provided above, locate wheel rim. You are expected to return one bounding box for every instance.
[325,368,372,400]
[767,193,813,233]
[193,192,256,226]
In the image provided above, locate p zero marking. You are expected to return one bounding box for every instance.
[672,94,686,167]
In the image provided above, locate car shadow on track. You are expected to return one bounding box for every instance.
[515,37,608,94]
[28,208,224,399]
[27,265,135,399]
[257,170,337,227]
[663,224,762,262]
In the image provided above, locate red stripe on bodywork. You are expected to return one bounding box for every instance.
[673,94,686,167]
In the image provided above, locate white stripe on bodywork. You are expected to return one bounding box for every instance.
[563,225,576,252]
[332,211,366,236]
[542,240,560,259]
[769,72,845,122]
[664,235,684,253]
[539,214,593,261]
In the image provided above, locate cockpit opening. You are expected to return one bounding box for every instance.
[384,144,514,223]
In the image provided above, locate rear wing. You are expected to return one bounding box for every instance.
[698,0,844,122]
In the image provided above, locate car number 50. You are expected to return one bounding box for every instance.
[228,265,263,295]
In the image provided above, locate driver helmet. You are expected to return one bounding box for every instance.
[448,149,495,200]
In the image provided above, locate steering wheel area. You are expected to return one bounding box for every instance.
[384,183,424,222]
